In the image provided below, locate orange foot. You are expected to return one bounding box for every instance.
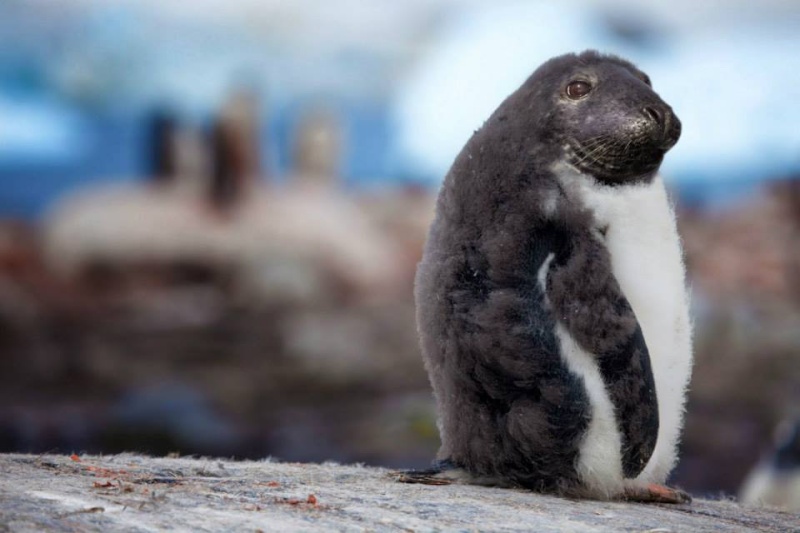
[624,483,692,504]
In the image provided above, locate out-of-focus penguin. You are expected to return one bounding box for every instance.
[740,420,800,511]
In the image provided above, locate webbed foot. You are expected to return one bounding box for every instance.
[395,469,456,485]
[394,459,461,486]
[624,483,692,504]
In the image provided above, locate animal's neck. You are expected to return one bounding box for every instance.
[553,162,685,332]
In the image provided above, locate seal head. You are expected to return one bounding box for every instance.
[494,51,681,186]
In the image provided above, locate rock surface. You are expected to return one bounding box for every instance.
[1,454,797,532]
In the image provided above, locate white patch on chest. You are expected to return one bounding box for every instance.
[549,163,694,489]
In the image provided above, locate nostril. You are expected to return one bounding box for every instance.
[643,105,664,126]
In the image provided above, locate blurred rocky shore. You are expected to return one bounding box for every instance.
[0,96,439,470]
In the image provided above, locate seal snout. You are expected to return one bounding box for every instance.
[642,104,681,150]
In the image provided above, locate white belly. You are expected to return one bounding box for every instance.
[568,173,694,485]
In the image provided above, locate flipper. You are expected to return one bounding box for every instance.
[545,214,660,479]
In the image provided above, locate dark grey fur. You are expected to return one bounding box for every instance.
[415,50,681,492]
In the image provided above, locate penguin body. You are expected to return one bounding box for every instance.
[414,50,692,498]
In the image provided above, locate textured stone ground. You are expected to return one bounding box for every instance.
[1,453,797,532]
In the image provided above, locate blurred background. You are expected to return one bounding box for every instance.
[1,0,799,501]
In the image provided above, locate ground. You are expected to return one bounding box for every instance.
[0,454,797,532]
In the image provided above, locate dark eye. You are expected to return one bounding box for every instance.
[641,75,652,86]
[566,80,592,99]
